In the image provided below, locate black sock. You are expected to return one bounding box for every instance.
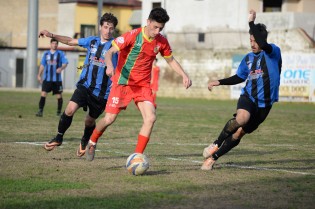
[212,136,241,160]
[57,98,63,113]
[56,112,73,140]
[83,124,96,140]
[39,96,46,111]
[214,118,240,147]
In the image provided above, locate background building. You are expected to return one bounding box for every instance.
[141,0,315,102]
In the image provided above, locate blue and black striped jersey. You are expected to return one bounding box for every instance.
[41,50,68,82]
[78,36,118,100]
[237,44,282,107]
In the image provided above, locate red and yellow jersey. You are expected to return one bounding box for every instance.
[151,66,160,91]
[112,27,172,87]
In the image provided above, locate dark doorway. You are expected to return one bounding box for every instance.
[263,0,282,12]
[16,58,24,87]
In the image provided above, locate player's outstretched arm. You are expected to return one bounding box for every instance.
[208,75,245,91]
[38,29,78,46]
[165,56,192,89]
[208,80,220,91]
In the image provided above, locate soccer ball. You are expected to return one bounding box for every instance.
[126,153,149,176]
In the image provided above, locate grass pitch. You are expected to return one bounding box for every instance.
[0,90,314,209]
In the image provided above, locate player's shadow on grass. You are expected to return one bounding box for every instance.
[102,165,171,176]
[145,170,172,175]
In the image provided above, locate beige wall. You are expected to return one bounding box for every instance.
[299,0,315,12]
[0,0,59,48]
[108,7,133,33]
[75,4,98,33]
[74,5,133,35]
[38,0,59,48]
[0,0,28,47]
[248,0,262,12]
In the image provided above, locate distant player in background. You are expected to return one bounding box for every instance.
[39,13,118,156]
[201,9,282,170]
[36,38,68,117]
[85,7,192,161]
[151,58,160,101]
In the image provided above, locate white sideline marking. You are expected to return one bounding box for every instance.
[167,157,315,176]
[15,142,67,146]
[15,142,46,146]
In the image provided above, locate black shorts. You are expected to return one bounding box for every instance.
[236,95,272,134]
[42,81,63,95]
[70,85,107,119]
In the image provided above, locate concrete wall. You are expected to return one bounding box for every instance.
[58,3,76,39]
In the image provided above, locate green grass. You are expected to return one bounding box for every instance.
[0,90,314,209]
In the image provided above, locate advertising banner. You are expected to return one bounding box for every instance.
[280,53,315,102]
[230,53,315,102]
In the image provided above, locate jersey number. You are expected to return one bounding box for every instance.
[112,97,119,104]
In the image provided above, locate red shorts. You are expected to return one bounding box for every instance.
[105,84,157,114]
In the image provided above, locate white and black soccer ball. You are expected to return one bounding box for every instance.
[126,153,149,176]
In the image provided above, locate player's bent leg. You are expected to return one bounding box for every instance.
[201,128,245,171]
[77,116,96,157]
[212,136,241,161]
[216,118,241,145]
[135,101,156,153]
[86,113,118,161]
[64,101,80,116]
[203,118,241,157]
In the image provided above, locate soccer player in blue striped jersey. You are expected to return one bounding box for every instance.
[201,9,282,171]
[38,13,118,156]
[36,38,68,117]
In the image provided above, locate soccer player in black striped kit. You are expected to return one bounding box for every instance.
[201,9,282,170]
[38,13,118,156]
[36,38,68,117]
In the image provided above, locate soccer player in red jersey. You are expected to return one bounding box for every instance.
[85,7,192,161]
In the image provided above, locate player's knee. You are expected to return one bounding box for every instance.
[64,108,75,116]
[145,113,156,125]
[235,111,250,126]
[84,117,95,126]
[103,114,117,126]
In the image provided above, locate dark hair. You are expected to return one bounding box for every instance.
[100,13,118,28]
[50,38,58,44]
[249,23,268,40]
[148,8,169,23]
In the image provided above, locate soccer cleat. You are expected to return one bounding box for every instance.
[44,137,63,151]
[201,157,216,171]
[76,137,89,157]
[36,110,43,117]
[203,143,219,158]
[85,142,96,161]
